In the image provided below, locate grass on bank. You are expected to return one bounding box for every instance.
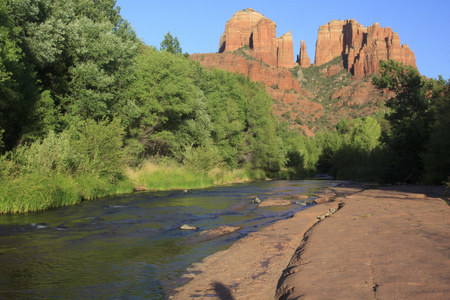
[0,160,268,214]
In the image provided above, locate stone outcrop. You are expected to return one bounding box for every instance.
[252,17,278,66]
[190,53,301,92]
[298,40,311,68]
[314,19,416,77]
[219,8,294,68]
[314,20,350,66]
[277,31,295,68]
[219,9,265,53]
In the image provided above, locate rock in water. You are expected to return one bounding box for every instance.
[30,223,48,230]
[180,224,197,230]
[252,197,261,204]
[199,226,242,238]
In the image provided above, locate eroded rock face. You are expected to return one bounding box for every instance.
[253,17,278,67]
[219,8,265,53]
[218,8,294,68]
[277,31,295,68]
[298,40,311,68]
[190,53,301,92]
[315,20,351,66]
[315,19,416,77]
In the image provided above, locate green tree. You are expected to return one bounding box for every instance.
[0,0,39,150]
[160,31,182,55]
[124,46,197,157]
[6,0,138,140]
[73,0,136,39]
[373,60,436,182]
[423,81,450,184]
[349,116,381,151]
[63,16,137,120]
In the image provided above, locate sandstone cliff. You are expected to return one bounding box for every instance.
[192,10,415,134]
[315,19,416,77]
[298,40,311,68]
[277,32,295,68]
[219,8,294,68]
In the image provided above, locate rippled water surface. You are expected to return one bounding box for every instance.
[0,180,336,299]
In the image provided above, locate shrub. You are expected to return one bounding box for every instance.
[182,143,224,172]
[71,118,125,180]
[16,130,79,175]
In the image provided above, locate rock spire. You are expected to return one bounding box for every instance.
[298,40,311,68]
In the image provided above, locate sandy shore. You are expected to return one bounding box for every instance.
[170,183,449,300]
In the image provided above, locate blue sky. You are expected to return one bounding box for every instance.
[116,0,450,80]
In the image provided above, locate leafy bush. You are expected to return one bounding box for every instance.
[14,130,79,175]
[182,143,223,172]
[71,118,125,180]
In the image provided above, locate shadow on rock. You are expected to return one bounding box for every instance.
[212,282,235,300]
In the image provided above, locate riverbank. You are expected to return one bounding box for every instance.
[0,161,266,214]
[171,183,450,299]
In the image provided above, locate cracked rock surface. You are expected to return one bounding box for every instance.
[276,185,450,300]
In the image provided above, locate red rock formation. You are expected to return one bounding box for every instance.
[190,53,301,91]
[192,11,418,134]
[218,8,294,68]
[298,40,311,68]
[277,32,295,68]
[320,64,345,77]
[314,20,351,66]
[252,18,278,67]
[350,23,416,77]
[219,8,264,53]
[315,19,416,77]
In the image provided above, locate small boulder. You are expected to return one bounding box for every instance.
[290,194,309,200]
[180,224,198,230]
[252,197,261,204]
[313,198,329,204]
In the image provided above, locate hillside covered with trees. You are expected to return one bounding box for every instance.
[0,0,449,213]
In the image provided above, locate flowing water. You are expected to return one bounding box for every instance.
[0,180,337,299]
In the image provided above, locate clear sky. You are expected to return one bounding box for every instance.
[116,0,450,80]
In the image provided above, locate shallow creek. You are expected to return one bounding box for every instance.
[0,180,337,299]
